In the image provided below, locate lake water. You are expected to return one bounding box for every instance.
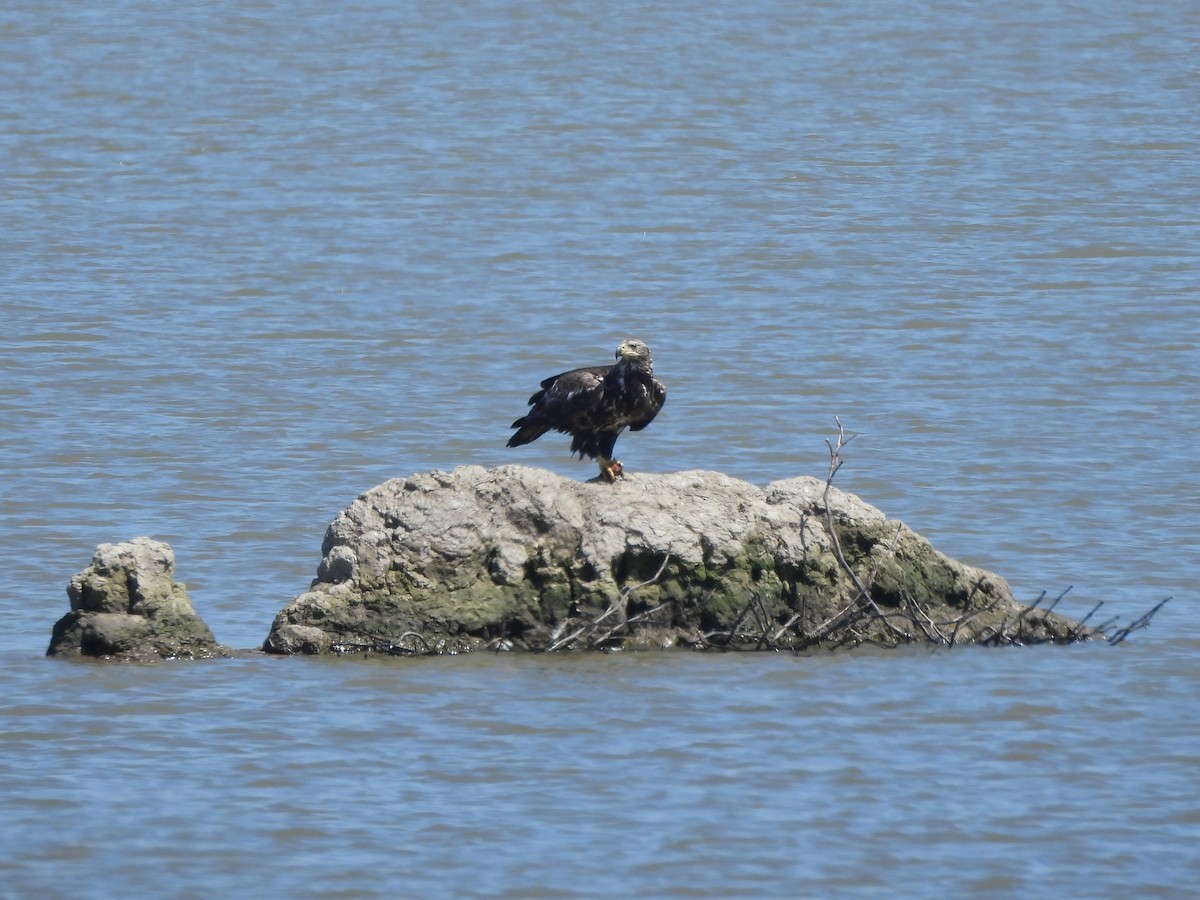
[2,0,1198,895]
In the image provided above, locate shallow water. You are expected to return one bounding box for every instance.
[2,0,1198,895]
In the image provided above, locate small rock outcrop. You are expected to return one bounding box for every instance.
[48,538,229,661]
[264,466,1091,655]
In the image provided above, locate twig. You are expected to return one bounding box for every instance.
[1107,597,1171,645]
[818,418,912,644]
[622,554,672,599]
[545,554,672,651]
[1074,600,1105,630]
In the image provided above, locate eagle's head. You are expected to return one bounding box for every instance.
[615,338,653,373]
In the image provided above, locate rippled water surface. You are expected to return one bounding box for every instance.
[2,0,1198,895]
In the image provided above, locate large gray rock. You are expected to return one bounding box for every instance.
[48,538,229,661]
[264,466,1091,655]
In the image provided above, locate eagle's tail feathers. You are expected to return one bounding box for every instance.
[507,421,549,447]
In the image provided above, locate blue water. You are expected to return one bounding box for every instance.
[2,0,1198,895]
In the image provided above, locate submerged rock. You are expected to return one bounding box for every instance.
[264,465,1092,655]
[48,538,230,661]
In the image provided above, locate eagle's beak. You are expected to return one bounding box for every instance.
[616,341,633,360]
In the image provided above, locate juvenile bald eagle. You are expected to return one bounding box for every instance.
[507,338,666,481]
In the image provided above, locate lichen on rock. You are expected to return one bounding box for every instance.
[263,465,1093,655]
[48,537,229,662]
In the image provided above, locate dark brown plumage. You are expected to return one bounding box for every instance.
[506,338,667,481]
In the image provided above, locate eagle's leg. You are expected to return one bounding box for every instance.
[597,456,624,481]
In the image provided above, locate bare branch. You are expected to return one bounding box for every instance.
[1107,597,1171,645]
[545,554,673,652]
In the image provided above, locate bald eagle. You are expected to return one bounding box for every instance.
[507,338,666,481]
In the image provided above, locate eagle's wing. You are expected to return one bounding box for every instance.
[507,365,612,447]
[628,378,667,431]
[533,365,610,418]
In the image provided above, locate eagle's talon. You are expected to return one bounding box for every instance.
[597,458,623,482]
